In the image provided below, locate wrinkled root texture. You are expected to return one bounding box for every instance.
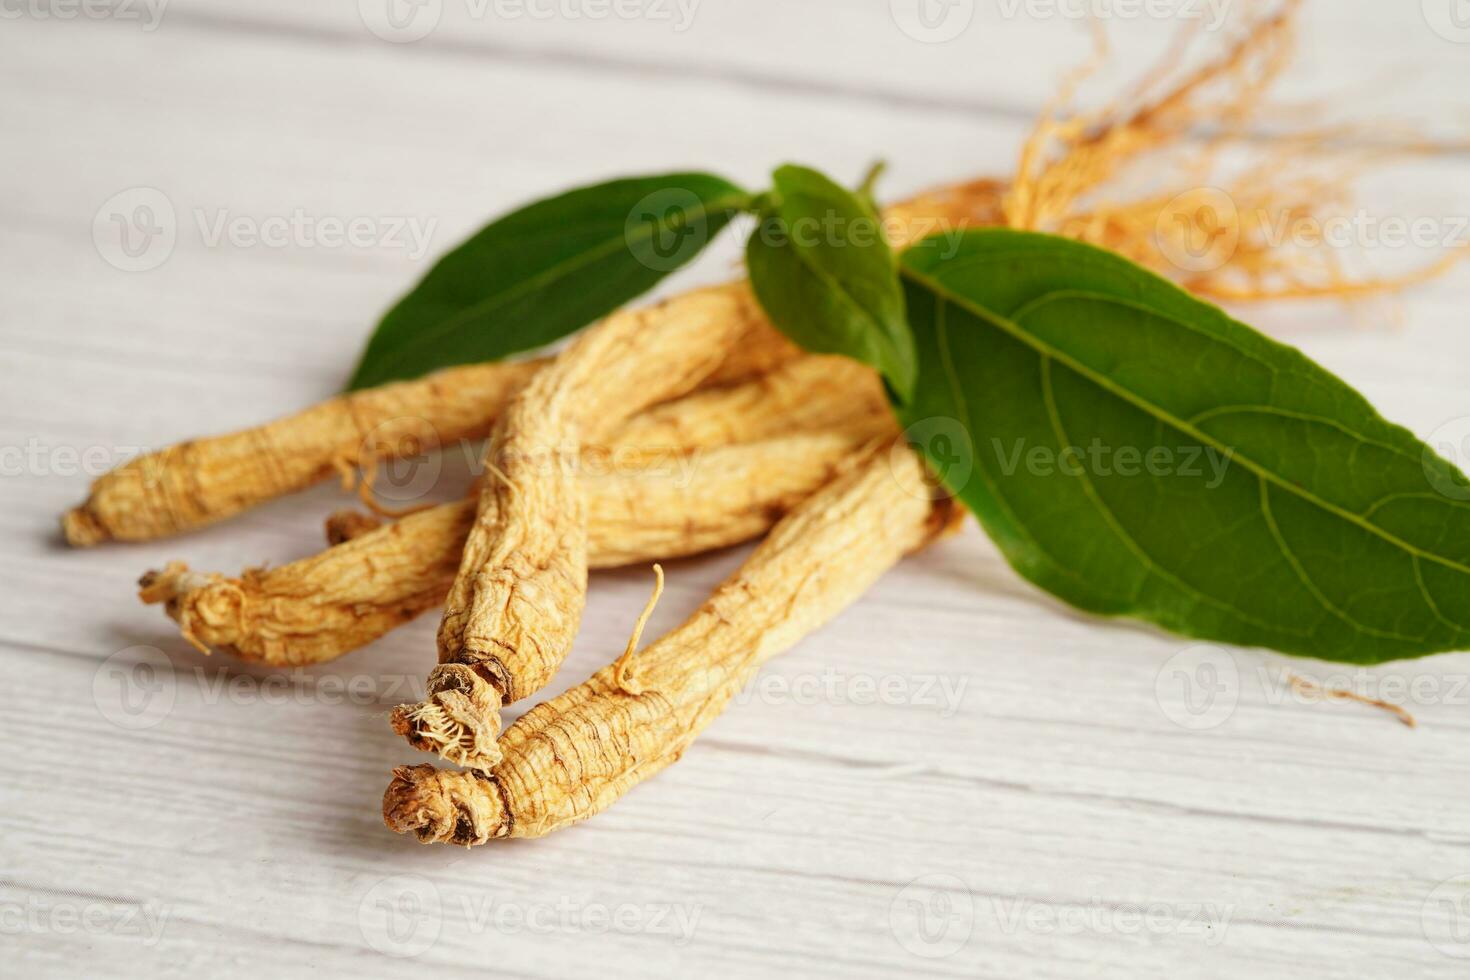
[389,664,507,769]
[384,764,509,846]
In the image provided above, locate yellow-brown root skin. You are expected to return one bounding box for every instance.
[385,446,956,842]
[611,354,888,451]
[142,433,879,667]
[383,764,509,846]
[63,358,544,546]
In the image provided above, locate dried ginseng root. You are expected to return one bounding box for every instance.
[61,327,799,548]
[139,433,877,667]
[62,358,541,546]
[383,444,957,844]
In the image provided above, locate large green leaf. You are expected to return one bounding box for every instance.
[897,229,1470,664]
[746,164,914,400]
[348,172,749,389]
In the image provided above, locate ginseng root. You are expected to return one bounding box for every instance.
[61,330,799,547]
[383,444,958,844]
[139,433,879,667]
[62,358,542,546]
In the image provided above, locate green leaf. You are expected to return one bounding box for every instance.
[348,172,749,389]
[898,228,1470,664]
[746,164,915,400]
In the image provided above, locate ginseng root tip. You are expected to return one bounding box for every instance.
[62,507,109,547]
[389,667,505,769]
[383,764,508,845]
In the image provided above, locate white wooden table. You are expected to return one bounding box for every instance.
[5,2,1470,976]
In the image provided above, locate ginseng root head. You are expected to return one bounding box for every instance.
[382,764,509,846]
[389,663,506,770]
[136,562,245,654]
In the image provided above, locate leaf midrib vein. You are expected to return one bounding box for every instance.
[1039,356,1305,635]
[1187,403,1424,467]
[903,265,1470,582]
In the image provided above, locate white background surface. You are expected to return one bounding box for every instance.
[5,1,1470,977]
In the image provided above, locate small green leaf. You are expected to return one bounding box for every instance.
[898,228,1470,664]
[746,164,915,400]
[348,172,749,389]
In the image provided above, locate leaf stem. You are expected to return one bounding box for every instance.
[857,160,888,199]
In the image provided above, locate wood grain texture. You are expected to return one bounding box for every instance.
[4,3,1470,977]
